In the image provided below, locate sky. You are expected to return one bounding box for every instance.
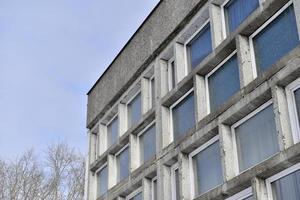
[0,0,159,160]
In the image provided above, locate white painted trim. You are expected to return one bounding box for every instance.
[266,162,300,200]
[188,135,220,198]
[231,100,273,174]
[249,1,294,78]
[205,50,238,114]
[151,177,157,200]
[171,163,179,200]
[95,162,108,198]
[169,88,194,142]
[286,77,300,143]
[225,187,252,200]
[126,187,143,200]
[168,57,176,91]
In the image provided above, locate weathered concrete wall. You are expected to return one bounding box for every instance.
[87,0,208,128]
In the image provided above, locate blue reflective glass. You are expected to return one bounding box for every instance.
[189,23,212,69]
[108,116,118,146]
[193,141,223,195]
[225,0,259,33]
[172,92,195,140]
[208,54,240,112]
[97,166,108,197]
[253,5,299,74]
[117,147,129,181]
[139,124,156,163]
[128,93,142,127]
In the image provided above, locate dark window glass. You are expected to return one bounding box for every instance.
[272,170,300,200]
[244,196,253,200]
[253,5,299,74]
[151,78,155,108]
[235,104,279,171]
[153,179,157,200]
[117,147,129,182]
[193,141,223,195]
[208,54,240,112]
[172,92,195,140]
[224,0,259,33]
[107,116,118,146]
[294,88,300,127]
[175,168,180,200]
[128,93,142,127]
[139,124,156,163]
[97,166,108,197]
[188,23,212,69]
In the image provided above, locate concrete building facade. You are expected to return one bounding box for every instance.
[85,0,300,200]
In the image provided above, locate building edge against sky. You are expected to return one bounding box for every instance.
[85,0,300,200]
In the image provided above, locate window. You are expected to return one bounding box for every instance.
[128,92,142,127]
[116,145,130,182]
[150,76,155,108]
[190,136,223,196]
[107,115,119,146]
[171,163,180,200]
[171,89,195,141]
[286,78,300,143]
[250,2,299,76]
[232,101,279,172]
[126,188,143,200]
[225,188,253,200]
[206,51,240,113]
[222,0,259,34]
[138,123,156,164]
[187,21,212,69]
[152,177,158,200]
[266,163,300,200]
[96,164,108,198]
[168,58,176,90]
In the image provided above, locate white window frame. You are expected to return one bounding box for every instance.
[169,88,194,142]
[137,121,156,166]
[184,19,211,72]
[188,135,221,198]
[249,1,294,78]
[95,162,108,198]
[115,143,130,182]
[126,187,143,200]
[106,113,119,147]
[266,162,300,200]
[126,91,142,128]
[168,57,176,91]
[205,50,238,114]
[231,100,274,174]
[171,163,179,200]
[149,75,155,108]
[225,187,252,200]
[286,77,300,143]
[151,177,158,200]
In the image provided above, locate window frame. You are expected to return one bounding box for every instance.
[286,77,300,143]
[171,163,179,200]
[115,143,130,182]
[231,100,275,174]
[106,113,119,147]
[184,19,211,72]
[149,75,155,108]
[126,90,142,128]
[169,88,194,142]
[205,50,238,114]
[168,57,176,91]
[265,162,300,200]
[188,135,221,198]
[95,162,108,198]
[126,187,143,200]
[151,177,158,200]
[225,187,252,200]
[249,1,295,78]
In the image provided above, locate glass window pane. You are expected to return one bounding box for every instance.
[272,170,300,200]
[139,124,156,164]
[253,5,299,74]
[97,166,108,197]
[153,179,157,200]
[208,54,240,112]
[171,60,176,89]
[172,92,195,140]
[108,116,119,146]
[225,0,259,33]
[151,78,155,108]
[175,168,180,200]
[130,192,143,200]
[193,141,223,195]
[244,196,253,200]
[189,23,212,69]
[117,147,129,182]
[294,88,300,127]
[128,93,142,127]
[235,104,279,171]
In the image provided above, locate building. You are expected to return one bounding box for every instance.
[85,0,300,199]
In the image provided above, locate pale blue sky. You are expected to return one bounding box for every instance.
[0,0,159,160]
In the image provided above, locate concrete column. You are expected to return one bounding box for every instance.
[272,85,294,150]
[179,153,191,200]
[119,103,127,136]
[130,134,140,172]
[141,77,151,114]
[90,132,97,163]
[161,106,172,148]
[159,59,169,97]
[157,161,172,200]
[99,124,107,155]
[219,124,237,181]
[293,0,300,39]
[143,178,152,200]
[108,154,117,189]
[174,42,186,82]
[236,34,255,87]
[252,177,268,200]
[209,3,224,48]
[194,74,208,121]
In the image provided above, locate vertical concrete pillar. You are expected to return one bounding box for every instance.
[143,178,152,200]
[130,134,140,172]
[194,74,208,121]
[179,153,191,200]
[252,177,268,200]
[141,77,151,114]
[292,0,300,39]
[99,124,107,156]
[159,59,169,97]
[219,124,237,181]
[236,35,255,87]
[210,3,224,48]
[174,42,186,82]
[272,85,293,150]
[90,132,97,164]
[108,154,117,189]
[161,106,172,148]
[119,103,127,136]
[157,161,172,200]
